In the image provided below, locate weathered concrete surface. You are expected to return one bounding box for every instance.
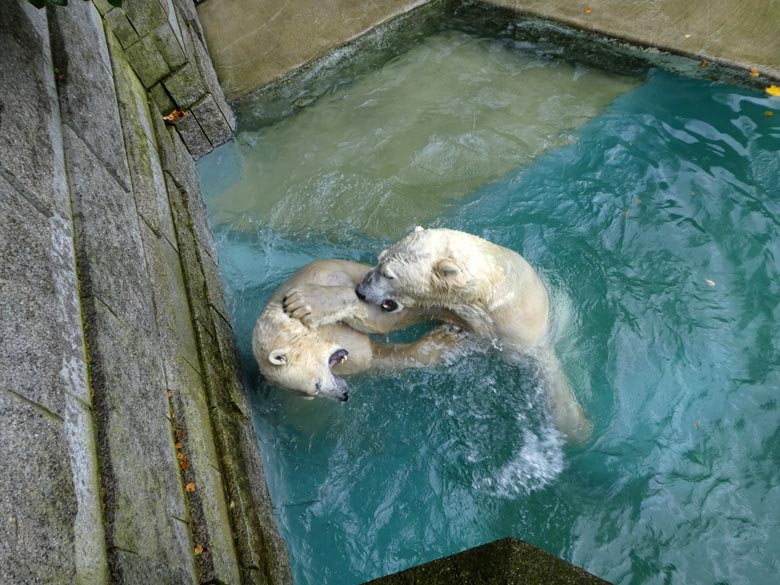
[1,0,291,582]
[198,0,779,101]
[487,0,780,79]
[197,0,430,99]
[364,538,611,584]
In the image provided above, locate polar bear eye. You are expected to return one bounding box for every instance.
[381,266,396,280]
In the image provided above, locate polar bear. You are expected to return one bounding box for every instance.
[352,227,593,443]
[253,259,462,402]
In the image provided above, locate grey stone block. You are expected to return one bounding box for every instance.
[125,34,172,88]
[149,82,178,117]
[164,62,208,109]
[62,125,156,335]
[92,0,114,16]
[0,390,78,585]
[86,298,196,583]
[0,1,66,215]
[0,183,66,416]
[123,0,168,37]
[48,0,131,193]
[176,111,214,158]
[107,29,177,245]
[152,21,188,70]
[190,31,236,132]
[166,355,242,584]
[139,222,200,369]
[104,7,140,48]
[192,93,234,148]
[202,252,230,323]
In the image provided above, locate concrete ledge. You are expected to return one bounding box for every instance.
[199,0,780,102]
[363,538,610,585]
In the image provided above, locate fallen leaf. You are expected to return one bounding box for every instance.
[622,210,629,217]
[166,390,172,398]
[766,85,780,97]
[700,60,710,68]
[180,459,190,470]
[177,452,185,460]
[584,7,592,14]
[185,482,196,492]
[636,198,642,205]
[177,430,186,439]
[766,111,774,117]
[229,500,236,509]
[749,67,760,78]
[175,442,183,450]
[194,544,203,555]
[163,109,188,124]
[705,278,716,287]
[694,419,701,429]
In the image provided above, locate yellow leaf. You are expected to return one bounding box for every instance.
[766,111,774,117]
[175,442,183,450]
[194,544,203,555]
[584,7,592,14]
[749,67,760,78]
[185,482,196,493]
[766,85,780,97]
[699,61,710,68]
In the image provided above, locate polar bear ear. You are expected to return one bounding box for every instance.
[433,258,461,280]
[268,349,289,366]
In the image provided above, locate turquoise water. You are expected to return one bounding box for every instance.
[198,32,780,585]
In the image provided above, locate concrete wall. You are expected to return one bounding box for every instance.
[0,1,290,583]
[198,0,780,101]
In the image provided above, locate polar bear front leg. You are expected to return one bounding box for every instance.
[371,325,468,369]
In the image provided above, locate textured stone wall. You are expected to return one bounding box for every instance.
[95,0,234,157]
[0,1,291,583]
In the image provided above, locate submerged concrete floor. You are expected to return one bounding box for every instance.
[198,0,780,100]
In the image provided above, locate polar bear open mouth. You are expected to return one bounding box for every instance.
[329,348,349,369]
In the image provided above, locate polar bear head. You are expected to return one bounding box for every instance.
[253,312,350,402]
[356,227,489,312]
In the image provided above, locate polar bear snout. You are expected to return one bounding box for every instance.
[356,267,403,312]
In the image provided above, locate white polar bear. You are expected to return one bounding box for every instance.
[353,227,593,443]
[253,259,462,402]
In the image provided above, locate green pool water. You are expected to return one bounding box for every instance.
[197,27,780,585]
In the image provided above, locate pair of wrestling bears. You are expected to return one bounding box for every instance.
[252,227,592,443]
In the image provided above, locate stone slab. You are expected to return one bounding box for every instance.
[62,125,156,336]
[0,390,77,585]
[48,0,132,193]
[86,298,196,583]
[167,357,242,584]
[0,183,66,416]
[150,82,178,116]
[107,28,177,245]
[191,93,233,148]
[176,111,213,157]
[125,34,172,88]
[104,7,140,48]
[187,24,236,131]
[0,0,66,215]
[153,21,189,70]
[164,62,208,109]
[123,0,168,37]
[364,537,611,584]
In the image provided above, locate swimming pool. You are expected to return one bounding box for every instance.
[198,23,780,585]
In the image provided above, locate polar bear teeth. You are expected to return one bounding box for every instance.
[329,349,349,368]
